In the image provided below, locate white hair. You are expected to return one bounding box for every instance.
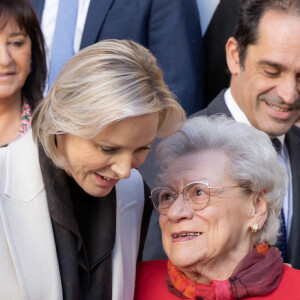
[156,115,288,245]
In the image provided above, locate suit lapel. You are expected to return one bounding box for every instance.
[112,169,144,300]
[4,132,44,201]
[205,89,232,117]
[0,131,62,299]
[80,0,114,49]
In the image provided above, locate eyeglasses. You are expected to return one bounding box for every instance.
[150,180,240,215]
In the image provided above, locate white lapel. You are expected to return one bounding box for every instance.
[112,169,144,300]
[0,131,62,299]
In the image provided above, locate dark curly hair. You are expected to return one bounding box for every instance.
[0,0,46,109]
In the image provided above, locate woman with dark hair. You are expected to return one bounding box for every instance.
[0,0,46,147]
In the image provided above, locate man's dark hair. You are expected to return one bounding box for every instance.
[0,0,47,110]
[234,0,300,68]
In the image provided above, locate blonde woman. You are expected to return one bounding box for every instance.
[0,39,185,300]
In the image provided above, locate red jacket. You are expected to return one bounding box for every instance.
[134,260,300,300]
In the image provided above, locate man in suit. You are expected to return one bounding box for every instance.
[193,0,300,268]
[30,0,204,116]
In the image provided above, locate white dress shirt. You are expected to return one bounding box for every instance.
[224,88,293,238]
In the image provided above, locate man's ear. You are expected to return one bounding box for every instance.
[249,192,268,231]
[226,37,241,75]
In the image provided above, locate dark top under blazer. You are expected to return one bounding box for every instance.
[192,89,300,269]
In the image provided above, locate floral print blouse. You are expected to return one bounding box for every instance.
[0,100,32,148]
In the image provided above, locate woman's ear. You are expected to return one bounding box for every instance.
[226,37,241,75]
[249,192,268,231]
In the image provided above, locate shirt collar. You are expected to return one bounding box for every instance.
[224,88,285,145]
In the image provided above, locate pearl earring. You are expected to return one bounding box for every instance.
[252,223,259,233]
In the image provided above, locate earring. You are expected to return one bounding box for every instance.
[252,223,259,233]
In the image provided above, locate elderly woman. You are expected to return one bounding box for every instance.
[0,0,46,147]
[135,116,300,300]
[0,39,185,299]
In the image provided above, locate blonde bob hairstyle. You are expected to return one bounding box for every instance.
[32,39,186,168]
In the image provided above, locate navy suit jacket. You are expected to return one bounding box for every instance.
[193,90,300,269]
[30,0,204,115]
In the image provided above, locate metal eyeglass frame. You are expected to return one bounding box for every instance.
[150,180,240,215]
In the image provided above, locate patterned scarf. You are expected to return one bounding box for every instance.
[167,244,283,299]
[18,100,32,138]
[0,99,32,148]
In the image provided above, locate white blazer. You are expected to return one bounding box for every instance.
[0,131,145,300]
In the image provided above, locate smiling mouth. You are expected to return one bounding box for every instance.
[268,103,293,112]
[95,173,120,188]
[0,72,15,76]
[172,232,202,239]
[98,175,114,181]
